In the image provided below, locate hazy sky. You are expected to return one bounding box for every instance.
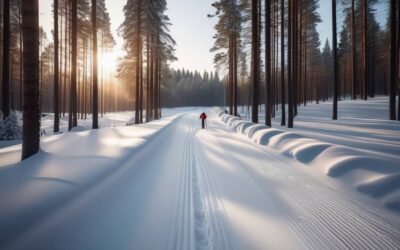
[38,0,386,73]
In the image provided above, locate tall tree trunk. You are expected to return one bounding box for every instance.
[139,46,143,123]
[2,0,10,119]
[332,0,338,120]
[19,2,23,111]
[293,0,298,117]
[63,1,68,117]
[351,0,356,99]
[228,34,234,115]
[21,0,40,160]
[54,0,60,132]
[233,35,238,116]
[397,0,400,121]
[92,0,99,129]
[135,0,141,124]
[265,0,271,127]
[389,0,397,120]
[280,0,285,126]
[251,0,259,123]
[146,34,150,122]
[149,37,154,120]
[288,0,294,128]
[69,0,78,130]
[362,0,368,100]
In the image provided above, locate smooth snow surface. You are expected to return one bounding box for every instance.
[1,106,400,249]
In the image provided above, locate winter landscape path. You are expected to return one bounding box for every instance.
[3,111,400,249]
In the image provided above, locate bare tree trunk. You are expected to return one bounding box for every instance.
[69,0,78,130]
[63,1,68,117]
[389,0,397,120]
[19,2,23,111]
[92,0,99,128]
[332,0,338,120]
[362,0,368,100]
[149,37,154,120]
[233,35,238,116]
[397,0,400,121]
[54,0,60,132]
[280,0,286,126]
[21,0,40,160]
[265,0,271,127]
[251,0,260,123]
[2,0,10,119]
[139,45,143,123]
[135,0,141,124]
[146,34,150,122]
[351,0,356,99]
[288,0,294,128]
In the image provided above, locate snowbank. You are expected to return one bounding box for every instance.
[213,107,400,212]
[0,114,182,246]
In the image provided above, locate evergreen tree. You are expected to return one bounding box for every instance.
[2,0,10,119]
[21,0,40,160]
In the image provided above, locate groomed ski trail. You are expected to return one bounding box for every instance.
[4,111,400,250]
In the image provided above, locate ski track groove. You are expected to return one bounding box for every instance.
[235,140,400,249]
[194,134,238,250]
[207,113,400,249]
[167,114,237,250]
[167,115,194,250]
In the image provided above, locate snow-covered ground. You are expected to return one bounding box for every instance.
[0,98,400,249]
[231,97,400,211]
[0,107,203,150]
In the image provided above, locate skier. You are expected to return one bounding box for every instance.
[200,112,207,129]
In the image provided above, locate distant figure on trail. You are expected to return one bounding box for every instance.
[200,112,207,129]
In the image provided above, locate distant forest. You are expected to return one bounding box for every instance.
[161,69,224,108]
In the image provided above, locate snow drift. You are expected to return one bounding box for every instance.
[214,107,400,212]
[0,114,182,246]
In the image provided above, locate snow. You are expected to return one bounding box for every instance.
[222,96,400,212]
[0,99,400,249]
[0,107,202,149]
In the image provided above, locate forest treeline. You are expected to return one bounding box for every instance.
[209,0,400,127]
[161,69,224,108]
[0,0,175,159]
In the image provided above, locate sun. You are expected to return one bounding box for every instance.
[99,51,119,72]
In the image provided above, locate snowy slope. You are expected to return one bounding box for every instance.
[0,114,181,247]
[1,108,400,249]
[222,97,400,212]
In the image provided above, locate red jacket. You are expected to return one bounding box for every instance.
[200,113,207,120]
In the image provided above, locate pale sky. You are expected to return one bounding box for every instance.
[38,0,387,73]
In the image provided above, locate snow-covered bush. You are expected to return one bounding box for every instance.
[0,111,22,140]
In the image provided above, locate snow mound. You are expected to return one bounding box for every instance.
[214,107,400,212]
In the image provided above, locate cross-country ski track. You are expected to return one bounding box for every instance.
[3,110,400,250]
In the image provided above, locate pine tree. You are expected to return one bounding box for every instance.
[280,0,285,126]
[54,0,60,132]
[92,0,99,128]
[251,0,259,123]
[2,0,10,119]
[351,0,356,99]
[68,0,78,130]
[21,0,40,160]
[332,0,338,120]
[389,0,396,120]
[0,110,21,140]
[265,0,272,127]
